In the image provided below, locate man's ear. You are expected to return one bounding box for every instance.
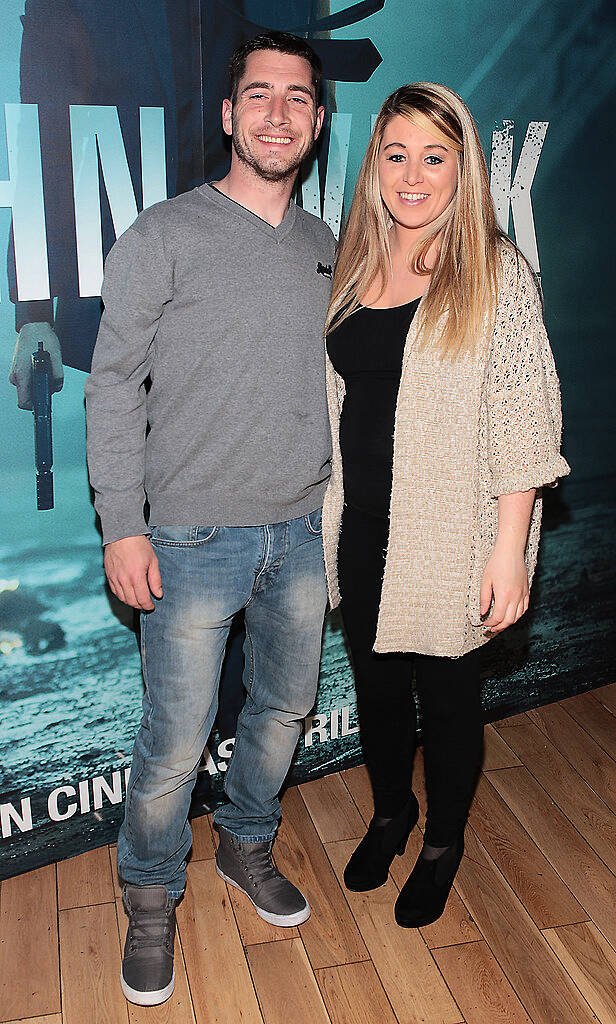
[314,105,325,142]
[222,98,233,137]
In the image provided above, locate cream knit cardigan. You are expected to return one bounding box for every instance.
[322,244,571,657]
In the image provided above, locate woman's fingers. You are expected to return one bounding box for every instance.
[480,546,530,633]
[485,594,528,634]
[483,591,509,628]
[479,574,493,617]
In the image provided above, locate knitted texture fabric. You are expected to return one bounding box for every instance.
[322,244,570,657]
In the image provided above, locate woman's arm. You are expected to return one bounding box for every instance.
[480,251,570,634]
[486,251,570,497]
[480,488,536,633]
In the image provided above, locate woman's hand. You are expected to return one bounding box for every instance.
[480,543,529,634]
[480,488,536,634]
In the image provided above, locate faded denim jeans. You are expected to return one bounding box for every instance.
[117,510,327,895]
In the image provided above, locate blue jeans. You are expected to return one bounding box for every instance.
[117,510,327,895]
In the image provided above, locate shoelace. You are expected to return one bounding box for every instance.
[127,906,173,951]
[237,841,283,886]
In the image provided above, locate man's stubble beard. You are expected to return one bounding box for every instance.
[231,122,313,184]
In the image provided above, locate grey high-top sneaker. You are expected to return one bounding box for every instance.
[215,828,310,926]
[121,884,177,1006]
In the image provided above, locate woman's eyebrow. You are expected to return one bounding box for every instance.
[382,142,449,151]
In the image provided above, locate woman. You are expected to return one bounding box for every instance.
[322,83,569,928]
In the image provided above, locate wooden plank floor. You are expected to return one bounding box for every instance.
[1,684,615,1024]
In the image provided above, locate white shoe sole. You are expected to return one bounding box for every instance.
[216,865,311,926]
[121,970,175,1006]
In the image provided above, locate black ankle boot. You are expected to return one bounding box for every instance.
[394,833,464,927]
[343,794,420,892]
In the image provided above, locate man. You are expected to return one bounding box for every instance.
[85,31,335,1007]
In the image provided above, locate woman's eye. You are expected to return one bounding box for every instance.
[425,155,444,165]
[387,154,405,162]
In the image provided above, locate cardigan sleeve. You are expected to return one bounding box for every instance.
[486,255,571,496]
[322,351,346,610]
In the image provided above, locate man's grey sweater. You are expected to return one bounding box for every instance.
[85,184,336,545]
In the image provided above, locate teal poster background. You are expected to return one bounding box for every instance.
[0,0,614,880]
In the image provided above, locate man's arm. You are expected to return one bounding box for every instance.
[85,219,172,607]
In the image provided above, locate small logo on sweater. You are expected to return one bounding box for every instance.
[317,262,333,278]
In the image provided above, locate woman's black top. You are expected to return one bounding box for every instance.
[326,297,420,519]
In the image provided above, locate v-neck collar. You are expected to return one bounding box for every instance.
[198,182,298,242]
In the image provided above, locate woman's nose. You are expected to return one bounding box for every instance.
[403,159,423,185]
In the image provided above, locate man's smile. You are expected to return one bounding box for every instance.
[255,134,294,145]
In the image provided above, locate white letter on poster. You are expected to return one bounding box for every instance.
[92,770,123,810]
[78,779,91,813]
[201,746,218,776]
[48,786,78,821]
[0,797,33,838]
[304,714,328,747]
[490,120,548,272]
[0,103,50,301]
[140,106,167,209]
[341,705,359,736]
[69,105,138,297]
[217,737,235,772]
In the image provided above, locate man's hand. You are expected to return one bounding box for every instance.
[104,535,163,611]
[9,323,64,409]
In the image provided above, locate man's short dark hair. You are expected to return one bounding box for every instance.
[229,31,322,104]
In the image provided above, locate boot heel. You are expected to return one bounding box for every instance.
[343,795,420,892]
[395,834,465,928]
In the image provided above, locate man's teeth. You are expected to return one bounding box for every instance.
[257,135,292,144]
[399,192,429,200]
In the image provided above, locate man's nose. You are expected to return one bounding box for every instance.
[265,95,290,125]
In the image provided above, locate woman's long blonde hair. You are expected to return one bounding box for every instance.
[326,82,509,358]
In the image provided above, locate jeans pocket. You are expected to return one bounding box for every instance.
[304,507,323,536]
[150,525,219,546]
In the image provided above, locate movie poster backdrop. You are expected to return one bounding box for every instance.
[0,0,614,879]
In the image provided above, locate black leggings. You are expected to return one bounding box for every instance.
[338,504,484,846]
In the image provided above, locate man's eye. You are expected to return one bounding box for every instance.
[250,93,266,100]
[290,96,308,104]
